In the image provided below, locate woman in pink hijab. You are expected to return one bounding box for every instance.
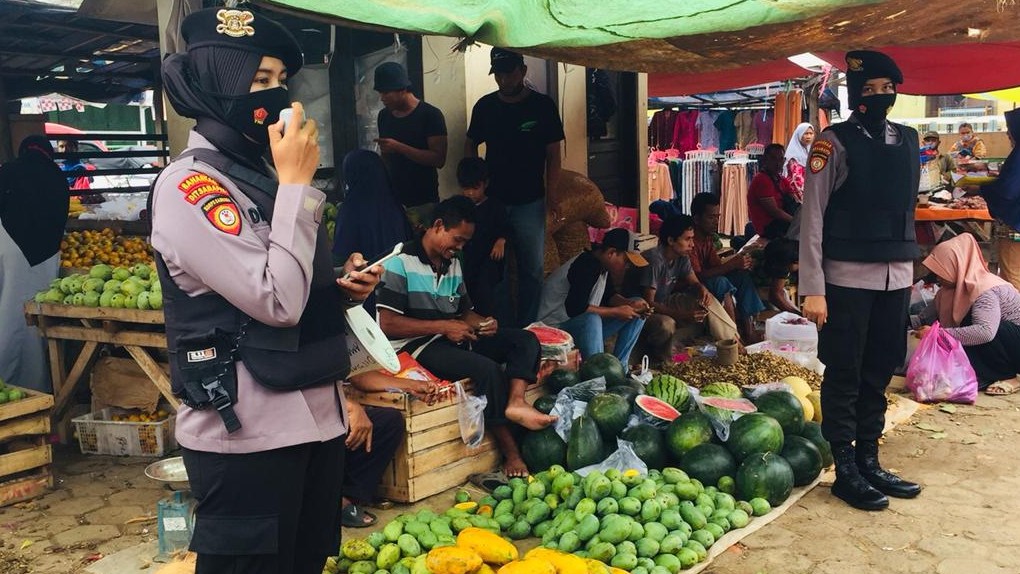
[919,234,1020,394]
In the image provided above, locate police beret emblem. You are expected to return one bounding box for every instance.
[846,57,864,72]
[216,9,255,38]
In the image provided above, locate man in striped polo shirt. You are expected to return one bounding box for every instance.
[376,196,556,477]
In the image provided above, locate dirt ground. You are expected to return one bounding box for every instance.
[2,388,1019,574]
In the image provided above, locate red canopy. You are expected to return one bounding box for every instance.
[649,42,1020,98]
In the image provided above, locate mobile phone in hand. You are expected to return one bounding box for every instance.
[341,242,404,282]
[279,108,300,135]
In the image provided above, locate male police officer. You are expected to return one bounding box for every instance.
[799,50,923,511]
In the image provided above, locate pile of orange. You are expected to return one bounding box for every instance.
[110,408,170,423]
[60,228,153,268]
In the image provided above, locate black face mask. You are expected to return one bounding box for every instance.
[854,93,897,132]
[225,87,290,145]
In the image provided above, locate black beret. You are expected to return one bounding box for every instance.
[845,50,903,84]
[182,8,303,76]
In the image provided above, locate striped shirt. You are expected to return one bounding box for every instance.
[375,240,472,352]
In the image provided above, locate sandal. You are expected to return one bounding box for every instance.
[468,471,508,492]
[984,378,1020,396]
[341,503,377,528]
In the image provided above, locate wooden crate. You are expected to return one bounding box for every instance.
[0,385,54,507]
[350,381,549,503]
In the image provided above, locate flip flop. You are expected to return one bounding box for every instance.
[468,471,508,492]
[984,378,1020,396]
[341,503,377,528]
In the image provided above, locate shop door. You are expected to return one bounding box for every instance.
[586,70,638,207]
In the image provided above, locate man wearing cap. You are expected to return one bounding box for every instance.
[153,8,380,573]
[799,50,923,511]
[537,228,650,365]
[466,48,565,327]
[373,62,448,228]
[921,130,956,184]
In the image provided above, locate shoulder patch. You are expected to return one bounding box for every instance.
[178,173,229,205]
[201,196,242,236]
[809,140,834,174]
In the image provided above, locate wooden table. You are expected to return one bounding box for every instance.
[23,303,176,424]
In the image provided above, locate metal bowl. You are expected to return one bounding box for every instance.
[144,456,190,490]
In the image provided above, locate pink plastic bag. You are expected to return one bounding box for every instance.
[905,322,977,404]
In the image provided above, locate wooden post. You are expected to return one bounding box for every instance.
[0,76,13,163]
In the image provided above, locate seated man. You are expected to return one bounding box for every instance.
[537,228,649,365]
[626,215,739,365]
[341,371,440,528]
[690,193,766,343]
[375,196,555,477]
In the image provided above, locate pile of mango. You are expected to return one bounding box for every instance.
[60,228,153,269]
[68,197,87,218]
[34,263,162,310]
[0,377,27,405]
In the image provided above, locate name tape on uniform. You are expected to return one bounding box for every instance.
[809,140,834,174]
[178,173,229,205]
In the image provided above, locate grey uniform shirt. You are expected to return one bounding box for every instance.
[798,118,915,296]
[150,132,348,454]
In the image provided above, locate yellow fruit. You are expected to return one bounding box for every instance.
[456,528,518,566]
[583,559,609,574]
[426,547,483,574]
[806,391,822,422]
[496,559,555,574]
[608,569,629,574]
[454,502,479,513]
[781,376,812,398]
[523,549,587,574]
[797,394,814,422]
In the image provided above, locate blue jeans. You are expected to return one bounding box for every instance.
[496,198,546,327]
[703,271,765,319]
[559,311,646,366]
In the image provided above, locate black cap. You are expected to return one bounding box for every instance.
[489,48,525,74]
[598,228,648,267]
[845,50,902,106]
[182,8,303,76]
[374,62,411,92]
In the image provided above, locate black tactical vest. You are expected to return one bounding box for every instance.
[152,148,350,395]
[822,121,921,263]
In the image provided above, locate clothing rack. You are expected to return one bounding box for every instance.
[680,150,717,213]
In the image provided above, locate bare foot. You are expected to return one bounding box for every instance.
[504,455,529,478]
[505,401,558,431]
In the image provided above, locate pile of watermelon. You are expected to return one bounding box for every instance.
[524,353,833,511]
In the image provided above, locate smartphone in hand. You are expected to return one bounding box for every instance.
[341,242,404,282]
[279,108,301,135]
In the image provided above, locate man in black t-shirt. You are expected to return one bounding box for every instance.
[465,48,565,327]
[374,62,448,229]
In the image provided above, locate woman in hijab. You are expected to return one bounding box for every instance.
[0,136,69,392]
[783,122,815,202]
[151,8,379,573]
[918,234,1020,394]
[979,108,1020,290]
[332,149,412,266]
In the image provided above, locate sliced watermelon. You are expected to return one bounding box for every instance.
[700,396,757,414]
[635,395,680,428]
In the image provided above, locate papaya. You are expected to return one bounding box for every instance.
[456,527,519,565]
[524,548,587,574]
[497,559,556,574]
[426,547,483,574]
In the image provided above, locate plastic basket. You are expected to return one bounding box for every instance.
[72,408,177,457]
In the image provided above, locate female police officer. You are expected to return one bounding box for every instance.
[152,8,379,573]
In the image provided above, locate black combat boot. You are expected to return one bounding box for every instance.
[830,443,889,510]
[856,440,922,498]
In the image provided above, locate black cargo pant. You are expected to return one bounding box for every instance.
[343,406,405,502]
[818,284,909,445]
[183,435,345,574]
[414,328,541,425]
[961,316,1020,388]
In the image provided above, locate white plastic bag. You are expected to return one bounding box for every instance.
[765,312,818,362]
[455,380,487,447]
[575,440,648,477]
[551,376,607,442]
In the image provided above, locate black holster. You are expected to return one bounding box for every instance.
[174,331,242,433]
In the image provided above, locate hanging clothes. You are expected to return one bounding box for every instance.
[647,161,675,203]
[772,89,804,149]
[715,110,737,152]
[734,110,755,149]
[671,110,700,154]
[772,92,789,146]
[696,110,720,150]
[753,110,774,145]
[680,155,716,214]
[720,161,751,236]
[648,109,679,149]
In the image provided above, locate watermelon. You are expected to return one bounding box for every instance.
[700,396,757,414]
[647,374,691,411]
[798,421,833,468]
[567,414,604,470]
[679,443,737,487]
[726,413,785,461]
[619,423,666,469]
[533,395,557,415]
[545,368,580,394]
[781,435,823,486]
[578,353,627,386]
[699,382,744,424]
[635,395,680,427]
[521,427,568,473]
[735,451,795,507]
[665,411,714,461]
[753,391,805,436]
[586,393,631,439]
[607,384,640,407]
